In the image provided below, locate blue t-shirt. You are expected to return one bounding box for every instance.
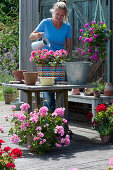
[36,18,72,51]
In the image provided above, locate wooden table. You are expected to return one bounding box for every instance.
[1,82,96,131]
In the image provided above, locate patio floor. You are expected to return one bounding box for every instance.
[0,101,113,170]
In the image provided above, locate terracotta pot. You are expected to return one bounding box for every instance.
[26,133,34,151]
[71,88,80,95]
[100,135,110,144]
[104,83,113,96]
[12,70,27,81]
[23,72,38,85]
[93,90,100,97]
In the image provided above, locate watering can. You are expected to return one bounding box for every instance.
[31,34,50,51]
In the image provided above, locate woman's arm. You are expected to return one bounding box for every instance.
[29,30,44,40]
[65,38,72,54]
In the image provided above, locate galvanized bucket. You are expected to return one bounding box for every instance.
[65,62,92,85]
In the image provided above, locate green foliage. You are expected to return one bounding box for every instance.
[92,81,106,93]
[3,87,17,94]
[0,0,19,77]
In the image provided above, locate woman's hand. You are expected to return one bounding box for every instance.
[29,31,44,40]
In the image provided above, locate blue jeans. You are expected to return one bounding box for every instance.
[43,92,55,112]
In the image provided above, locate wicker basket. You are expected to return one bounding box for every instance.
[4,94,13,104]
[37,65,66,83]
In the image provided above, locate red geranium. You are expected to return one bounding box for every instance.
[0,149,4,155]
[9,148,22,159]
[96,104,107,113]
[3,146,12,152]
[91,121,98,126]
[86,112,93,120]
[0,139,5,145]
[6,162,15,168]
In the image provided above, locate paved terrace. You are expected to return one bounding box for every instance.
[0,101,113,170]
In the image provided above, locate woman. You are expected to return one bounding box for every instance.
[29,0,72,111]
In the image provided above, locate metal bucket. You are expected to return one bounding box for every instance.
[65,62,92,85]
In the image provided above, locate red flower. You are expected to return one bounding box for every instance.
[91,121,98,126]
[6,162,15,168]
[9,148,22,159]
[112,100,113,103]
[0,149,4,155]
[112,112,113,115]
[0,139,5,145]
[86,112,93,120]
[96,104,107,113]
[3,146,12,152]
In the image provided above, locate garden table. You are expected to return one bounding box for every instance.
[1,82,96,132]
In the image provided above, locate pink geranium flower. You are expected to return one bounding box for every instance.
[11,134,19,143]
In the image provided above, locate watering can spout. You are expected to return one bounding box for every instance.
[31,34,50,51]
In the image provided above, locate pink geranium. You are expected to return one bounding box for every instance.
[20,103,30,112]
[109,157,113,167]
[11,134,19,143]
[52,107,65,117]
[29,49,68,66]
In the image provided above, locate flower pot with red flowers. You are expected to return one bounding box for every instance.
[0,139,22,170]
[29,49,68,83]
[86,103,113,144]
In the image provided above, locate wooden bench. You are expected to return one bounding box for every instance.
[68,92,113,120]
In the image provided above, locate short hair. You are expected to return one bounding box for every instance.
[50,2,68,21]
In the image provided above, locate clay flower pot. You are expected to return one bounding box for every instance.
[100,135,110,144]
[93,90,100,97]
[104,83,113,96]
[12,70,27,81]
[23,72,38,85]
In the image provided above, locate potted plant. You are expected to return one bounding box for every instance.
[78,21,112,60]
[3,87,18,104]
[29,49,68,83]
[0,128,22,170]
[87,103,113,144]
[5,103,70,155]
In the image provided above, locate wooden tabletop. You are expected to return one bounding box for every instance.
[0,82,97,91]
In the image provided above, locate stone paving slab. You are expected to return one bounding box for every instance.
[0,101,113,170]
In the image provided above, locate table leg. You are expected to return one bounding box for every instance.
[24,91,32,113]
[34,92,41,106]
[56,90,69,133]
[92,100,98,121]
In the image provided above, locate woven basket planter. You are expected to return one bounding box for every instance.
[4,94,13,104]
[37,65,66,83]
